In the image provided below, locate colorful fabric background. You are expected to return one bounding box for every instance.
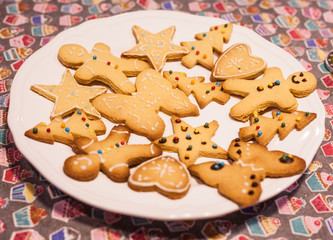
[1,0,333,239]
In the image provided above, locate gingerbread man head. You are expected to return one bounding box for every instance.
[287,71,317,97]
[58,44,91,68]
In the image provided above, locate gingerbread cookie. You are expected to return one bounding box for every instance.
[227,139,306,177]
[25,110,106,146]
[181,23,233,70]
[239,110,317,145]
[92,69,199,141]
[223,67,317,121]
[64,125,163,182]
[58,43,150,94]
[194,23,233,54]
[212,43,267,80]
[154,116,228,167]
[189,161,265,206]
[128,156,191,199]
[122,25,188,72]
[163,70,230,109]
[31,69,107,119]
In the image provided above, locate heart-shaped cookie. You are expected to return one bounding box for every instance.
[128,156,191,199]
[212,43,267,80]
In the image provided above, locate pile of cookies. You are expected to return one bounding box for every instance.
[25,23,318,207]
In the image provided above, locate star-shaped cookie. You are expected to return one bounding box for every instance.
[31,69,107,119]
[122,25,189,72]
[154,116,228,166]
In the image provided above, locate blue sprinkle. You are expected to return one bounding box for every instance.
[275,80,280,85]
[191,46,195,50]
[257,131,262,137]
[77,110,82,115]
[212,144,217,148]
[65,127,70,132]
[97,150,103,154]
[216,82,221,86]
[277,111,281,115]
[93,55,97,59]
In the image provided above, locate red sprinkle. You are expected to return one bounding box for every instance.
[175,77,179,81]
[175,119,181,123]
[81,117,86,121]
[214,26,218,30]
[211,86,216,90]
[256,125,260,130]
[196,50,200,55]
[46,128,51,133]
[121,141,125,145]
[107,62,111,65]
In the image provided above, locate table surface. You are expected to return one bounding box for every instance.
[1,0,333,239]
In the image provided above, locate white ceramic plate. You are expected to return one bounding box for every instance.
[8,10,325,220]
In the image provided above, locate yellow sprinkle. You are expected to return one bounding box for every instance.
[288,154,293,158]
[180,72,184,75]
[278,115,283,121]
[296,116,301,122]
[41,122,47,126]
[61,123,66,128]
[89,130,94,133]
[253,111,258,116]
[194,129,199,134]
[222,29,226,33]
[268,82,273,87]
[104,147,108,151]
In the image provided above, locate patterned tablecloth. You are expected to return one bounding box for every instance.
[1,0,333,239]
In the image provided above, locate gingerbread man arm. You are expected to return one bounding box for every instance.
[189,161,265,207]
[223,78,257,97]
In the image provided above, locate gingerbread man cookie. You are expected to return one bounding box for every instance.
[92,69,199,141]
[154,116,228,167]
[189,161,265,207]
[58,43,150,94]
[239,110,317,145]
[128,156,191,199]
[25,110,106,147]
[212,43,267,80]
[122,25,188,72]
[163,70,230,109]
[181,23,233,70]
[64,125,163,182]
[223,67,317,121]
[227,138,306,177]
[31,69,107,119]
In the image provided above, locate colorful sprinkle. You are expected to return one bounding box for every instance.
[65,127,70,132]
[216,82,221,86]
[175,119,181,123]
[187,145,192,151]
[173,137,179,143]
[46,128,51,133]
[194,129,199,134]
[159,137,166,144]
[278,115,283,121]
[203,54,207,59]
[191,46,195,50]
[186,134,191,139]
[77,110,82,115]
[196,50,200,55]
[203,33,207,37]
[175,77,179,81]
[281,122,286,127]
[305,112,310,116]
[257,85,264,91]
[296,116,301,122]
[93,55,97,59]
[185,154,190,159]
[191,80,195,85]
[212,144,217,149]
[169,70,173,74]
[276,111,281,116]
[181,126,188,131]
[256,125,260,130]
[33,128,38,134]
[206,90,210,94]
[275,80,280,85]
[204,123,209,128]
[211,86,216,90]
[254,118,259,123]
[257,131,262,137]
[97,150,102,154]
[253,111,258,116]
[61,123,66,128]
[85,123,89,127]
[115,143,120,147]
